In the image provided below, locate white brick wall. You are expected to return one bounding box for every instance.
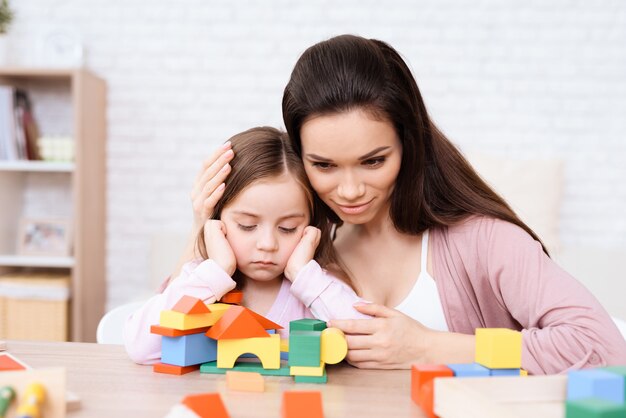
[6,1,626,309]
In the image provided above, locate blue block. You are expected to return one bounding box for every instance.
[489,368,521,376]
[567,370,625,404]
[446,363,490,377]
[161,333,218,367]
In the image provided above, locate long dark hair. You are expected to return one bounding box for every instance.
[282,34,548,254]
[196,127,340,287]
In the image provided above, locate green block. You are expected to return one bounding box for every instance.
[199,361,291,376]
[289,331,321,367]
[602,366,626,400]
[565,398,626,418]
[289,319,327,332]
[294,370,328,384]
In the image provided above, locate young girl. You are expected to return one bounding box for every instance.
[124,126,368,365]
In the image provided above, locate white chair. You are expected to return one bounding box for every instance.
[612,316,626,341]
[96,301,145,344]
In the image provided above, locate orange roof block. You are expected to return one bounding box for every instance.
[150,324,210,337]
[281,391,324,418]
[206,306,270,340]
[182,392,230,418]
[152,362,199,375]
[221,289,243,305]
[172,295,211,314]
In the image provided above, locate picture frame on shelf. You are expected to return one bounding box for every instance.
[17,217,72,257]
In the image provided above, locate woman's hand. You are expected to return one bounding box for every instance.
[328,303,474,369]
[203,220,236,276]
[284,226,321,282]
[191,142,234,228]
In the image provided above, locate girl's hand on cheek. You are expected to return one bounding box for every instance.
[204,220,236,276]
[328,303,433,369]
[284,226,321,282]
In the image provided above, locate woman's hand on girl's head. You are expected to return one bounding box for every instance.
[284,226,321,282]
[203,219,236,276]
[191,142,234,228]
[327,303,434,369]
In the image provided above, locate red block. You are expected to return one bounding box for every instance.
[281,391,324,418]
[182,392,230,418]
[411,364,453,417]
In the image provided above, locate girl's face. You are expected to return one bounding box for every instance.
[220,174,310,282]
[300,109,402,226]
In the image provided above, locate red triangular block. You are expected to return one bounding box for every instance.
[206,306,269,340]
[172,295,211,314]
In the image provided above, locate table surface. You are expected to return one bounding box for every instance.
[3,341,425,417]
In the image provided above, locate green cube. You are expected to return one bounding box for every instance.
[288,330,321,367]
[289,319,327,332]
[565,398,626,418]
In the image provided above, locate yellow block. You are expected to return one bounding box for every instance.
[280,338,289,352]
[475,328,522,369]
[521,369,528,376]
[320,327,347,365]
[217,334,280,369]
[290,362,325,377]
[159,303,230,330]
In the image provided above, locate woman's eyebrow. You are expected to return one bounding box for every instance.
[305,146,390,162]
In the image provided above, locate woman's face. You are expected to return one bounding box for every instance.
[300,109,402,226]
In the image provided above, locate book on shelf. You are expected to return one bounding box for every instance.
[0,85,41,161]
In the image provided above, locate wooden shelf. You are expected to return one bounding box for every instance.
[0,160,74,172]
[0,67,106,342]
[0,254,75,268]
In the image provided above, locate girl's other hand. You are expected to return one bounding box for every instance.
[284,226,321,282]
[204,220,236,276]
[191,142,234,228]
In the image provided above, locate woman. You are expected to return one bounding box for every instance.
[180,35,626,374]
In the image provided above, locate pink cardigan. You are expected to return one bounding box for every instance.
[431,216,626,375]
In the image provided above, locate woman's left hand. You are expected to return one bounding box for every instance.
[328,303,434,369]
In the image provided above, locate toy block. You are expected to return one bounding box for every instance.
[0,386,16,418]
[153,363,200,375]
[221,289,243,305]
[418,380,436,418]
[281,391,324,418]
[151,324,210,337]
[160,303,230,330]
[411,364,454,406]
[290,362,325,377]
[200,360,291,376]
[566,398,626,418]
[475,328,522,369]
[521,369,528,376]
[289,319,327,332]
[0,353,28,371]
[603,366,626,400]
[172,295,211,314]
[567,369,625,404]
[446,363,490,377]
[289,331,321,367]
[217,334,281,369]
[162,333,218,367]
[182,392,229,418]
[16,382,46,418]
[206,306,269,340]
[294,370,328,384]
[489,368,521,376]
[280,338,289,352]
[320,327,348,365]
[225,371,265,392]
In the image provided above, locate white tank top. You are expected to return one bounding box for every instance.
[394,230,449,332]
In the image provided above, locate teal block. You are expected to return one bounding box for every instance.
[566,398,626,418]
[289,330,321,367]
[289,319,327,332]
[199,361,291,376]
[294,369,328,384]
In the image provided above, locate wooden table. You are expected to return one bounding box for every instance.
[4,341,424,417]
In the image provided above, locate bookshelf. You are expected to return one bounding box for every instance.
[0,67,106,342]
